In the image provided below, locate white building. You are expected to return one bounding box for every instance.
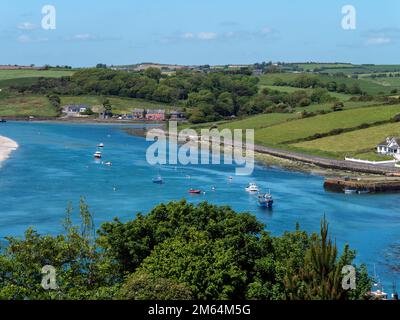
[376,137,400,155]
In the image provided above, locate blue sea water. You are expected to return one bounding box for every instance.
[0,121,399,292]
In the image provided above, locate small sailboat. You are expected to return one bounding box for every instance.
[369,265,388,300]
[245,182,259,192]
[94,151,102,159]
[152,175,163,184]
[258,191,274,208]
[189,189,201,194]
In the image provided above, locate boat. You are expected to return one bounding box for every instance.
[0,118,6,123]
[357,189,370,194]
[245,182,259,192]
[94,151,102,159]
[152,175,163,184]
[97,143,104,148]
[258,192,274,208]
[104,161,112,166]
[188,189,201,194]
[369,265,388,300]
[344,187,357,194]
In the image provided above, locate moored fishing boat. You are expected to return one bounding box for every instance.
[94,151,102,159]
[258,192,274,208]
[189,189,201,194]
[344,187,357,195]
[152,175,163,184]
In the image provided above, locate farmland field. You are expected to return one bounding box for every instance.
[263,85,358,102]
[60,95,173,114]
[0,69,74,81]
[0,95,57,117]
[253,104,400,146]
[218,113,299,130]
[258,73,399,95]
[291,122,400,158]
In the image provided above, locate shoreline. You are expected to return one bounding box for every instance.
[0,135,18,166]
[5,118,399,178]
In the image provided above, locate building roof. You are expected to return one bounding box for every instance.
[377,137,400,147]
[146,109,165,114]
[132,108,144,113]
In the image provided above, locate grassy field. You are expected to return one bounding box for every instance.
[258,73,399,95]
[291,122,400,160]
[0,94,174,117]
[179,113,300,132]
[60,95,173,114]
[262,85,353,101]
[253,104,400,146]
[291,63,354,71]
[0,69,74,81]
[0,96,57,117]
[218,113,299,130]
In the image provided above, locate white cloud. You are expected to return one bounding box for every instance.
[197,32,217,40]
[71,33,96,41]
[17,22,38,30]
[17,35,48,43]
[164,27,277,44]
[260,27,271,35]
[366,37,391,45]
[181,32,195,39]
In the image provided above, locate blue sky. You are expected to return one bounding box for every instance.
[1,0,400,66]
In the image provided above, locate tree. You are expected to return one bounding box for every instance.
[119,272,193,300]
[101,97,112,118]
[332,101,344,112]
[138,230,247,299]
[144,67,162,82]
[284,217,357,300]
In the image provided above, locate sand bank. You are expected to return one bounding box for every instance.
[0,135,18,166]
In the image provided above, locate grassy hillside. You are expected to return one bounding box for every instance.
[262,85,354,102]
[253,104,400,146]
[292,122,400,157]
[0,69,74,81]
[258,73,399,95]
[0,96,57,117]
[0,94,174,118]
[60,95,173,114]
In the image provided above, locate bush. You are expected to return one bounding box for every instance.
[119,272,193,300]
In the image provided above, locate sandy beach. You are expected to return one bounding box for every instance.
[0,135,18,166]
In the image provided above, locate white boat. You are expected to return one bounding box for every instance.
[94,151,102,159]
[344,187,357,194]
[97,143,104,148]
[245,182,259,192]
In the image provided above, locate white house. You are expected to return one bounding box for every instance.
[63,105,88,117]
[376,137,400,155]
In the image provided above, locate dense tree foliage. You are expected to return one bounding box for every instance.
[0,199,371,300]
[273,75,363,95]
[13,69,260,122]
